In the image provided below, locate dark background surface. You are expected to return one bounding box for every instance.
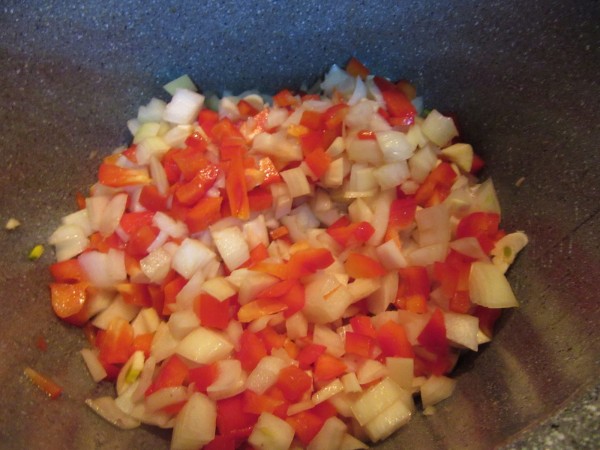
[1,1,598,448]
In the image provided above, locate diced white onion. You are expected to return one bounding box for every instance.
[163,89,205,125]
[421,110,458,147]
[469,261,519,308]
[211,226,250,271]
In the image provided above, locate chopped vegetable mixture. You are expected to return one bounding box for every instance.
[48,58,527,449]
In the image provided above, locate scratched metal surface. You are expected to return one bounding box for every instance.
[0,1,598,449]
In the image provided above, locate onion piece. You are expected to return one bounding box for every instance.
[312,379,344,405]
[248,412,295,450]
[170,393,216,450]
[48,223,89,262]
[246,356,289,394]
[80,348,107,383]
[140,246,173,284]
[85,397,140,430]
[375,131,416,162]
[206,359,245,400]
[175,327,234,364]
[163,75,197,95]
[146,386,190,413]
[163,89,205,125]
[307,416,347,450]
[211,226,250,271]
[420,375,457,408]
[421,110,458,147]
[469,261,519,308]
[491,231,528,273]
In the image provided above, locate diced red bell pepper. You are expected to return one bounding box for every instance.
[161,148,183,184]
[187,364,219,393]
[49,259,86,283]
[433,261,459,298]
[98,317,134,365]
[204,434,236,450]
[194,294,231,330]
[417,308,449,356]
[98,163,150,187]
[396,266,430,310]
[473,306,503,338]
[304,147,332,179]
[297,343,327,370]
[350,315,377,338]
[346,57,370,79]
[120,211,155,236]
[162,275,187,316]
[236,331,268,372]
[344,253,386,278]
[388,197,417,231]
[299,129,325,156]
[147,284,165,319]
[171,147,208,182]
[300,110,323,130]
[345,331,374,358]
[377,85,416,126]
[414,162,457,207]
[257,157,281,186]
[327,218,375,247]
[116,282,152,307]
[322,104,349,134]
[269,225,289,241]
[273,89,298,108]
[50,282,87,319]
[471,153,485,174]
[449,290,471,314]
[287,248,335,279]
[242,389,285,415]
[210,118,244,145]
[275,365,313,403]
[185,196,223,234]
[456,212,501,253]
[376,321,414,358]
[198,109,220,137]
[225,151,250,220]
[184,129,208,151]
[237,297,288,323]
[280,280,305,318]
[175,162,220,206]
[132,333,154,357]
[237,99,260,118]
[247,187,273,212]
[286,410,326,446]
[216,394,258,437]
[145,355,189,396]
[125,224,159,258]
[257,326,286,353]
[23,367,62,399]
[139,185,168,211]
[314,354,346,381]
[188,363,218,393]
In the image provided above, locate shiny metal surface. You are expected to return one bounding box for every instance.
[1,1,598,448]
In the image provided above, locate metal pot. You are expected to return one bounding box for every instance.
[1,1,598,448]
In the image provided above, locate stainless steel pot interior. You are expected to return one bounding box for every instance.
[0,1,598,449]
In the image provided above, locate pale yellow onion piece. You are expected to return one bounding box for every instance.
[171,393,216,450]
[85,397,140,430]
[307,416,347,450]
[248,412,295,450]
[469,261,519,308]
[420,375,457,408]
